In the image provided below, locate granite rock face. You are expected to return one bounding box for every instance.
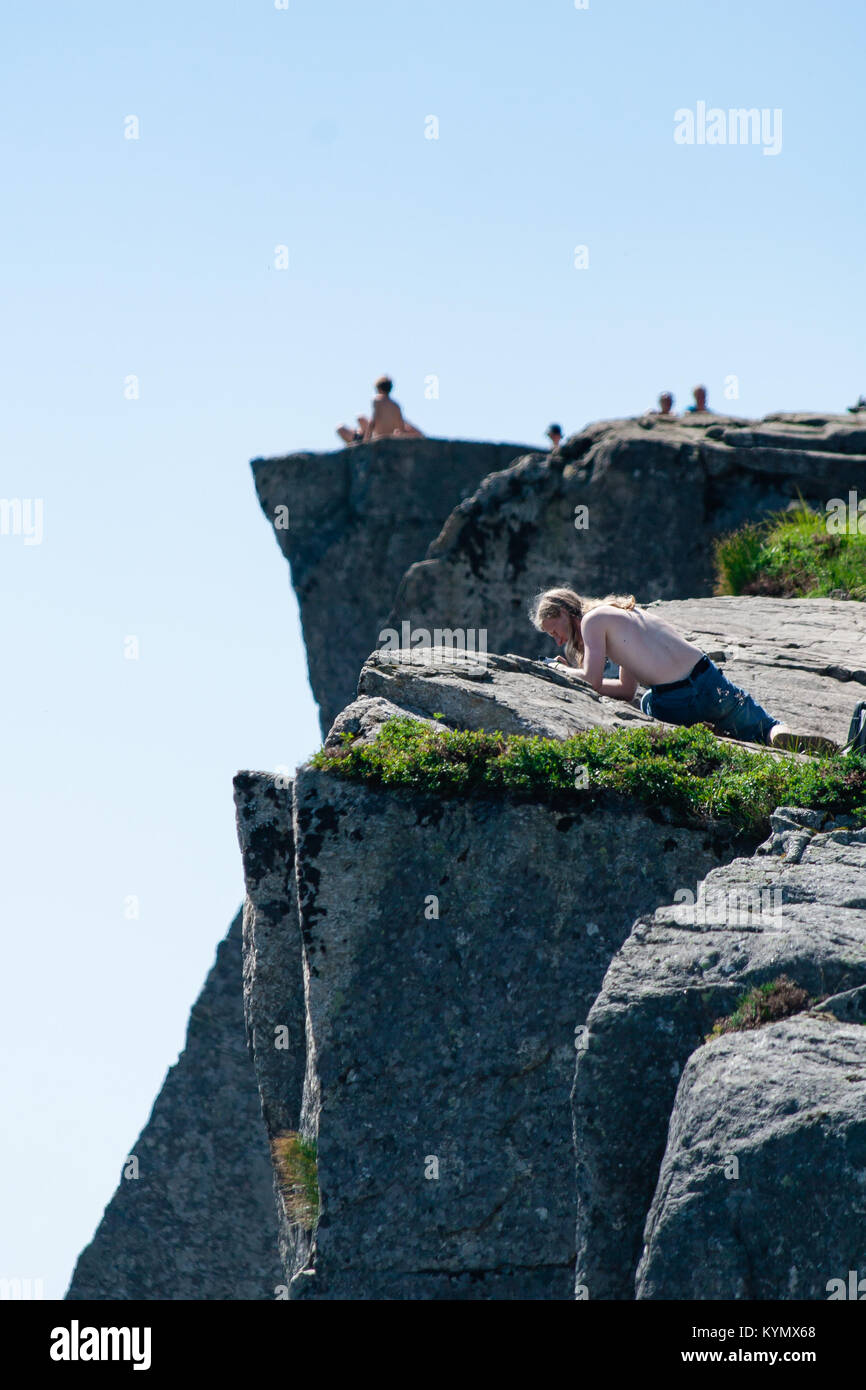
[355,647,652,739]
[573,813,866,1300]
[635,1015,866,1300]
[232,772,311,1285]
[233,776,306,1140]
[252,437,538,735]
[284,768,743,1300]
[71,419,866,1302]
[254,417,866,734]
[227,627,866,1301]
[346,592,866,749]
[388,413,866,670]
[235,650,766,1299]
[65,912,282,1301]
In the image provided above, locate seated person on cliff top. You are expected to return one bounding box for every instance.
[363,375,425,441]
[335,376,425,446]
[529,586,839,755]
[649,391,676,418]
[685,384,713,414]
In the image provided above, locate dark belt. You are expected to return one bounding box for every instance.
[651,654,710,693]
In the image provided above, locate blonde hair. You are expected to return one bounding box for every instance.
[529,587,636,666]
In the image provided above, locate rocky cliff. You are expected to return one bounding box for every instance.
[636,1010,866,1300]
[350,594,866,747]
[389,413,866,667]
[233,609,866,1299]
[576,811,866,1300]
[252,437,538,735]
[66,913,282,1300]
[69,420,866,1302]
[253,416,866,728]
[232,656,746,1299]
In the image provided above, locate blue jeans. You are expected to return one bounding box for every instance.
[640,658,777,745]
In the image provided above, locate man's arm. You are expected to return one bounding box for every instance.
[362,401,379,442]
[574,614,639,700]
[598,669,639,700]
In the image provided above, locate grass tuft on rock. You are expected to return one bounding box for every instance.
[714,502,866,599]
[311,717,866,837]
[707,976,812,1041]
[271,1132,319,1231]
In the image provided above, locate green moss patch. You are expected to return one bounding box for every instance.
[707,976,812,1041]
[311,717,866,838]
[271,1132,319,1231]
[714,502,866,599]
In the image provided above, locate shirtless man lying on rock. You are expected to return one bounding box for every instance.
[530,586,839,756]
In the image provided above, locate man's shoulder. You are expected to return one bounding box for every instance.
[585,603,640,625]
[582,605,616,626]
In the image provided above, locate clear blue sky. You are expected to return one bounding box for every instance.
[2,0,863,1299]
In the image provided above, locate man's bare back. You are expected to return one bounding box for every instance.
[367,392,409,439]
[578,605,703,697]
[535,588,839,753]
[361,386,422,439]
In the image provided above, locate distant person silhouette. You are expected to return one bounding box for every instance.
[848,395,866,414]
[686,385,712,414]
[651,391,676,417]
[546,423,563,449]
[363,377,424,441]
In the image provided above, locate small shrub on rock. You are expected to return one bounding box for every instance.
[707,976,811,1041]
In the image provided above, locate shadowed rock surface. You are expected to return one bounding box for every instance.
[233,772,311,1284]
[635,1015,866,1300]
[252,437,538,735]
[573,813,866,1300]
[814,983,866,1023]
[233,775,306,1140]
[65,912,282,1301]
